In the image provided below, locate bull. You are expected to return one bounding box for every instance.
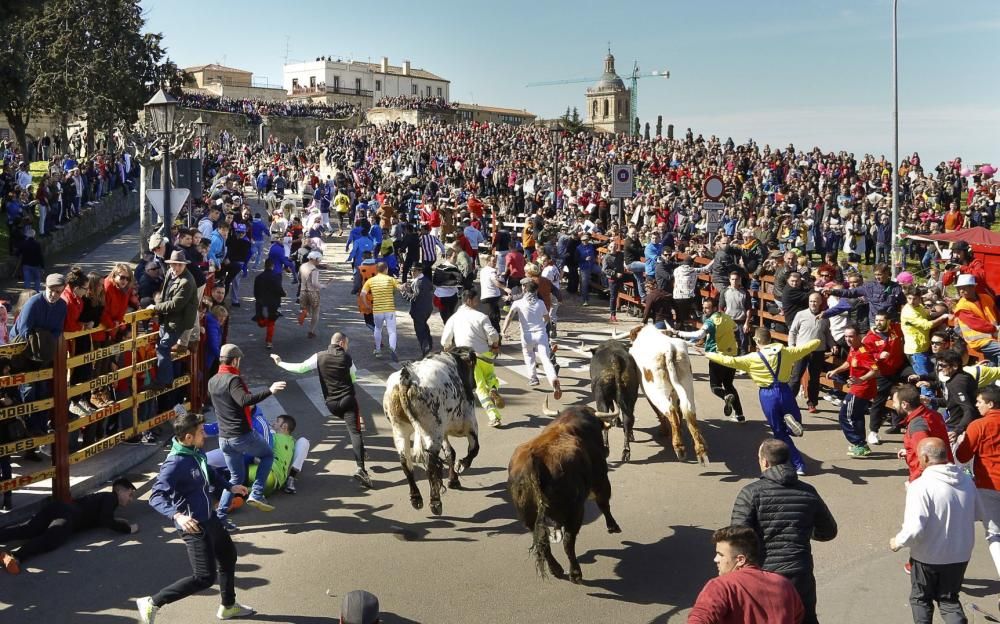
[628,324,709,465]
[558,340,640,462]
[508,406,621,584]
[383,347,480,515]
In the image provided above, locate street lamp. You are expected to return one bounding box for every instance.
[259,117,269,147]
[890,0,900,277]
[144,88,178,236]
[193,114,209,161]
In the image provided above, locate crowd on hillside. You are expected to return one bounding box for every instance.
[374,95,455,111]
[177,93,362,124]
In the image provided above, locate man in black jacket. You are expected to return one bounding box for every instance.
[210,344,286,531]
[271,333,372,488]
[731,439,838,624]
[781,272,812,331]
[0,478,137,574]
[403,265,435,356]
[934,349,979,439]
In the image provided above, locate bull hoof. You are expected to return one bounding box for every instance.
[569,570,583,584]
[430,500,443,515]
[621,449,631,463]
[410,496,424,510]
[627,432,636,442]
[698,453,710,466]
[603,446,610,459]
[456,459,470,474]
[674,447,687,462]
[607,523,622,534]
[448,478,461,489]
[548,562,565,579]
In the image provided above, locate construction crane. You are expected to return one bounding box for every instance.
[526,61,669,135]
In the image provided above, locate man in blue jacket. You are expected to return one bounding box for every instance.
[576,234,598,306]
[137,409,255,623]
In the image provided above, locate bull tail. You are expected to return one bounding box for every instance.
[396,365,427,466]
[510,455,552,578]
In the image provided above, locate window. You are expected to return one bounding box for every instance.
[333,76,340,90]
[592,101,598,119]
[292,78,299,89]
[437,87,442,97]
[309,76,316,88]
[426,85,432,97]
[355,77,362,95]
[603,99,609,118]
[411,84,418,95]
[375,79,381,91]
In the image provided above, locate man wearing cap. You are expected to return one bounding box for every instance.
[146,251,197,390]
[953,274,1000,365]
[148,232,169,275]
[10,273,68,449]
[341,589,380,624]
[298,250,323,339]
[211,344,287,530]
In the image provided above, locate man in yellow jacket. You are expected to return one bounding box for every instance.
[706,327,821,475]
[901,286,951,400]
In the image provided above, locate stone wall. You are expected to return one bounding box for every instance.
[366,107,457,127]
[174,108,359,144]
[4,190,140,274]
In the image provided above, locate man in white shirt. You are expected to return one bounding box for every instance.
[502,279,561,400]
[441,288,503,427]
[673,256,711,330]
[890,437,980,624]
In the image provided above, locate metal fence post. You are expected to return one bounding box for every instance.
[52,336,70,503]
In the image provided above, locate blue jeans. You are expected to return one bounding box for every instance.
[250,240,266,268]
[217,431,274,520]
[579,266,598,302]
[627,262,646,302]
[155,326,181,386]
[23,265,42,292]
[979,341,1000,366]
[908,352,935,399]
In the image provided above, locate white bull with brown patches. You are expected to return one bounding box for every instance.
[627,324,709,465]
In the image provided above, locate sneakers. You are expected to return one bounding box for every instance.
[221,519,240,533]
[528,377,540,386]
[847,444,872,458]
[245,495,274,512]
[727,413,746,423]
[903,562,912,575]
[609,314,617,323]
[218,602,256,620]
[282,476,297,494]
[723,394,735,417]
[353,467,373,489]
[796,467,806,476]
[488,415,502,428]
[297,310,307,325]
[582,301,589,307]
[553,379,562,401]
[867,431,882,446]
[807,404,819,414]
[69,400,94,417]
[489,388,505,409]
[389,350,399,362]
[1,551,20,574]
[372,350,382,358]
[136,596,158,623]
[783,415,804,437]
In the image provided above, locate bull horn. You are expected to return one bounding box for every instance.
[593,406,621,422]
[541,396,559,417]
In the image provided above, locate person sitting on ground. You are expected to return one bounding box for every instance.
[206,413,311,497]
[0,478,138,574]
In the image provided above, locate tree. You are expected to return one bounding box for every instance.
[559,106,585,133]
[0,0,179,156]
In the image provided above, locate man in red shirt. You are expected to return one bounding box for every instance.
[941,241,994,299]
[863,312,906,446]
[956,384,1000,578]
[688,525,804,624]
[893,383,953,481]
[826,324,878,457]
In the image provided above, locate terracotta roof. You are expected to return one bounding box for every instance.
[359,62,449,83]
[183,64,253,75]
[455,103,535,117]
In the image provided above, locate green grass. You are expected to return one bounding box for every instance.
[29,160,47,187]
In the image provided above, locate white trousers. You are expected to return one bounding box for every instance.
[291,437,310,473]
[522,334,558,386]
[374,311,397,351]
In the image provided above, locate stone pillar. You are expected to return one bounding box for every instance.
[139,165,152,254]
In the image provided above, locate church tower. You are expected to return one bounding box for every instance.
[586,49,631,134]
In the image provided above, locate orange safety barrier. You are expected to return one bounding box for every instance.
[0,308,204,501]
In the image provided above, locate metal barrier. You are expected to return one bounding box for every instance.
[0,308,204,502]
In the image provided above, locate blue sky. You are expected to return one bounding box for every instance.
[143,0,998,165]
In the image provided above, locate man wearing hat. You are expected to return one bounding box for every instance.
[341,589,380,624]
[148,232,169,275]
[10,273,68,448]
[298,250,324,339]
[211,344,287,530]
[954,274,1000,365]
[146,251,197,390]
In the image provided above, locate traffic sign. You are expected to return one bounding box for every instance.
[611,164,634,199]
[704,201,724,234]
[703,175,725,201]
[145,188,190,220]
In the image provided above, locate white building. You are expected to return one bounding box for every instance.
[282,57,450,106]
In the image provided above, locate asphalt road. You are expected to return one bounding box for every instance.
[2,216,999,624]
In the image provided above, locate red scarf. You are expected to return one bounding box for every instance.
[218,364,253,429]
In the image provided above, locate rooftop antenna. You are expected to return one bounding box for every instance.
[283,35,290,65]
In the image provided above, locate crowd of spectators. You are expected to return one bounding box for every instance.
[374,95,455,111]
[177,93,361,124]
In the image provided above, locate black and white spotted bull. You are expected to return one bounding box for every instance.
[383,348,480,515]
[508,406,621,584]
[563,340,641,462]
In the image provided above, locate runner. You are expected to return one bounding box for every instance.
[501,279,562,399]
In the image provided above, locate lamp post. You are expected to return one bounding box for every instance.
[890,0,900,277]
[259,117,268,147]
[192,115,210,227]
[144,88,178,236]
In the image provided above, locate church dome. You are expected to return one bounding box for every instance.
[592,51,625,91]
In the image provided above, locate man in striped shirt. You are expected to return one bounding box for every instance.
[361,262,404,361]
[419,224,445,277]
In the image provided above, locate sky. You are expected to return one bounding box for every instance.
[142,0,999,165]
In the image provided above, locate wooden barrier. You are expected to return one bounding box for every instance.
[0,308,204,501]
